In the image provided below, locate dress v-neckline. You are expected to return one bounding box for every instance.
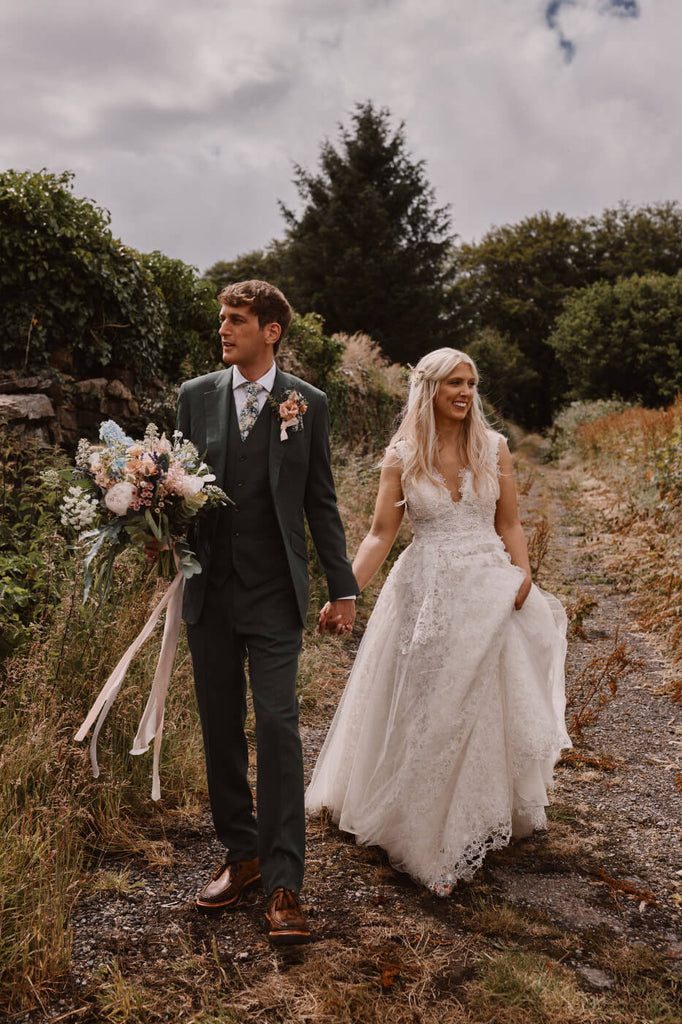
[435,466,470,505]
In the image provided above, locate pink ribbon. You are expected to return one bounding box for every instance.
[280,417,298,441]
[74,571,185,801]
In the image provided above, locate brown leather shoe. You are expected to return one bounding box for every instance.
[195,857,260,911]
[265,887,312,945]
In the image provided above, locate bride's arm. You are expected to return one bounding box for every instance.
[318,454,404,631]
[494,439,532,610]
[351,458,405,591]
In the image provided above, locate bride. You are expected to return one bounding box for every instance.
[308,348,571,895]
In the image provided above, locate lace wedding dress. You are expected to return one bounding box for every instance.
[306,432,571,895]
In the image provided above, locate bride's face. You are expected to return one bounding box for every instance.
[433,362,477,424]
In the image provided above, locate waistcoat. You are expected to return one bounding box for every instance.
[209,401,289,587]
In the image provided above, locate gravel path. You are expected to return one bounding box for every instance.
[487,451,682,964]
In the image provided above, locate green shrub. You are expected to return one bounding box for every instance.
[285,311,344,390]
[0,427,72,659]
[466,327,541,425]
[140,251,219,380]
[549,272,682,407]
[0,169,167,381]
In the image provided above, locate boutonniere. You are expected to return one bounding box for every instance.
[268,389,309,441]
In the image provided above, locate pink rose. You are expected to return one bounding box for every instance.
[279,398,300,420]
[104,481,138,516]
[141,454,158,476]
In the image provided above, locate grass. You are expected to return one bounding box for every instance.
[0,548,206,1011]
[464,949,600,1024]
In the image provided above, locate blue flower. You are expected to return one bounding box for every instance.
[99,419,134,448]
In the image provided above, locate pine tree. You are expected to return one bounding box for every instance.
[280,102,453,364]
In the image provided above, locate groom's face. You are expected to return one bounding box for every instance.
[218,303,280,376]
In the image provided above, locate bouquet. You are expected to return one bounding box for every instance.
[61,419,230,601]
[66,419,231,800]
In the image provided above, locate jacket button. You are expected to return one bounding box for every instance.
[238,455,247,462]
[233,531,240,537]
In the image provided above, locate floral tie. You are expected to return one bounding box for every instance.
[238,382,262,441]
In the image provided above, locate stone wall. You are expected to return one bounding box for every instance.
[0,371,140,446]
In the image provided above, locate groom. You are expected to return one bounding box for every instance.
[177,280,357,945]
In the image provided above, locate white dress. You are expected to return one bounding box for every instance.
[306,432,571,895]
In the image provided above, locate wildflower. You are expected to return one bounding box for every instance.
[40,468,61,488]
[60,486,100,532]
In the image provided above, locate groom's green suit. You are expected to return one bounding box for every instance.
[177,365,357,894]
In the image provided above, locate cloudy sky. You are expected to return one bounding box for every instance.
[1,0,679,272]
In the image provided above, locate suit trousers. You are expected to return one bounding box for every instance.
[186,571,305,894]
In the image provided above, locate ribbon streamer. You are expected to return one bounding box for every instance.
[74,571,185,800]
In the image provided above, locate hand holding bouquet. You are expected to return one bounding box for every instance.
[61,419,230,601]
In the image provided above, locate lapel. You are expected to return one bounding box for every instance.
[268,367,288,496]
[203,367,233,486]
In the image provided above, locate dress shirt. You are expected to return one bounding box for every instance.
[232,363,277,417]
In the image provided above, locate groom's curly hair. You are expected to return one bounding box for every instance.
[217,280,292,354]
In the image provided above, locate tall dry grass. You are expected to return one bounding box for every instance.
[0,543,205,1011]
[333,332,407,448]
[572,396,682,666]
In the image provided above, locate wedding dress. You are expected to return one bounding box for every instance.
[306,432,571,895]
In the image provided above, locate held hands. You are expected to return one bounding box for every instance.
[318,599,356,635]
[515,573,532,610]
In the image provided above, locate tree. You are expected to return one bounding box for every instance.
[548,273,682,406]
[447,212,594,425]
[447,202,682,425]
[466,328,542,425]
[280,102,454,364]
[203,241,291,296]
[0,170,166,380]
[590,201,682,280]
[140,251,219,380]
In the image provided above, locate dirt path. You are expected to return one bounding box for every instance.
[12,445,682,1022]
[490,443,682,962]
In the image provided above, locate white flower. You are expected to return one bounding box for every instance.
[40,469,61,488]
[179,475,206,498]
[60,486,100,532]
[104,481,138,516]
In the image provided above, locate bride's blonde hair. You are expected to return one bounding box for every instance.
[391,348,498,497]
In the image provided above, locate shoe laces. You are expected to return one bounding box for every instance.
[270,887,298,910]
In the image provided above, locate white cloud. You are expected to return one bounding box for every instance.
[0,0,680,268]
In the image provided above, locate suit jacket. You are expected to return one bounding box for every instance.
[177,366,358,626]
